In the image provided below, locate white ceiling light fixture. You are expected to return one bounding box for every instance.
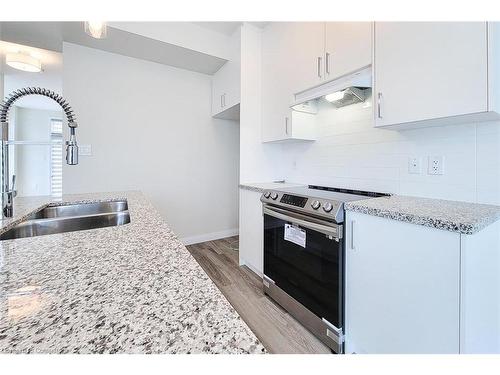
[84,21,108,39]
[5,52,42,73]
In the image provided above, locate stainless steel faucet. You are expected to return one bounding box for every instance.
[0,87,79,219]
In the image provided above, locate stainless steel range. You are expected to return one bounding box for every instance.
[261,185,386,353]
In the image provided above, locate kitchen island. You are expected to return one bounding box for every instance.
[0,191,265,354]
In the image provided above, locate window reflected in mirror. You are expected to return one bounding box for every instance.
[1,41,63,198]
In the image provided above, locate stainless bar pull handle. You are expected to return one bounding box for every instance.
[223,93,226,107]
[220,94,223,108]
[325,52,330,75]
[317,57,322,78]
[285,117,289,135]
[377,92,383,119]
[263,206,342,238]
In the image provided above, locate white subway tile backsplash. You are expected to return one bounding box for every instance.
[282,96,500,205]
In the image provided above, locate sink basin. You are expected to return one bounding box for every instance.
[27,200,128,220]
[0,200,131,241]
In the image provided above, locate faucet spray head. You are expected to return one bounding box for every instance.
[66,130,79,165]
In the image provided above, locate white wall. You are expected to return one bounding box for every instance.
[14,106,61,197]
[281,94,500,205]
[62,42,240,241]
[0,75,3,108]
[239,23,284,183]
[0,69,3,101]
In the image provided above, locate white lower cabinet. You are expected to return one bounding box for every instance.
[345,211,500,354]
[459,221,500,354]
[238,188,263,275]
[345,211,461,354]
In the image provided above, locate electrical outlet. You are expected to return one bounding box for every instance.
[428,155,444,175]
[408,157,421,174]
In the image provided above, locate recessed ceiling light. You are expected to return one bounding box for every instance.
[84,21,107,39]
[5,52,42,73]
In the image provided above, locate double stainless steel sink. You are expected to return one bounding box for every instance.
[0,200,131,241]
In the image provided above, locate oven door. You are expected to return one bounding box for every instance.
[263,205,344,349]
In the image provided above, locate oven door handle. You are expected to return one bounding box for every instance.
[263,206,342,239]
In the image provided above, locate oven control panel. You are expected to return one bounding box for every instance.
[260,190,345,223]
[280,194,308,208]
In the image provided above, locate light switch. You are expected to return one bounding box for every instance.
[78,144,92,156]
[408,157,421,174]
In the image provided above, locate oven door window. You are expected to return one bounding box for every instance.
[264,213,343,328]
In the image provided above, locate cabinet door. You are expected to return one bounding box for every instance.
[345,211,460,353]
[211,67,224,116]
[374,22,488,127]
[261,23,295,142]
[262,22,320,142]
[324,22,372,80]
[221,60,241,110]
[286,22,326,93]
[212,60,241,117]
[238,188,264,275]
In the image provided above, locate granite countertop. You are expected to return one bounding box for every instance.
[239,182,305,193]
[0,191,265,354]
[345,195,500,235]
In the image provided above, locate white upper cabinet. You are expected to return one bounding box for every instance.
[324,22,372,81]
[287,23,326,94]
[212,59,241,120]
[212,28,241,120]
[373,22,500,128]
[262,22,317,142]
[289,22,373,94]
[261,22,372,142]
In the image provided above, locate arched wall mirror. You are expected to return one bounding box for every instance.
[1,41,63,199]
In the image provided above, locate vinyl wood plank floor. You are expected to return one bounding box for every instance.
[186,236,331,354]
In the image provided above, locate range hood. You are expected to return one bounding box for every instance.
[291,66,371,112]
[325,86,367,108]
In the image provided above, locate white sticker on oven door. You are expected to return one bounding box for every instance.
[284,224,306,248]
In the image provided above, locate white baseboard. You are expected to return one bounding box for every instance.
[240,260,263,279]
[180,228,239,246]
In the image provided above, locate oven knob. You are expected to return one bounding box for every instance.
[271,192,278,200]
[323,202,333,213]
[311,200,321,210]
[264,191,271,199]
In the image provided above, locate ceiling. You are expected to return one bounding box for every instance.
[192,22,242,36]
[0,22,228,75]
[1,40,63,111]
[0,22,270,79]
[193,22,269,35]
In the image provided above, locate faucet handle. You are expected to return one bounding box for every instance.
[10,174,17,198]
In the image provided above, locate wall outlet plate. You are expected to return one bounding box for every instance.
[428,155,444,175]
[408,157,421,174]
